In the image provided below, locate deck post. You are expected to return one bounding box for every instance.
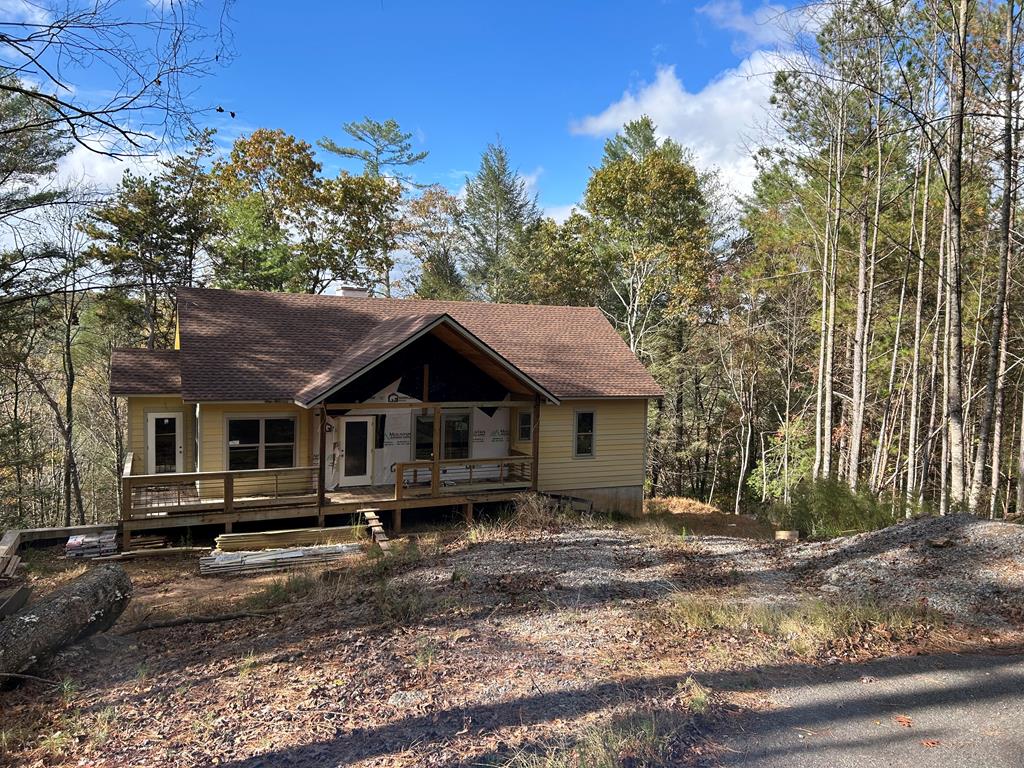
[121,475,132,524]
[317,407,327,510]
[393,506,402,533]
[223,474,234,515]
[431,406,442,496]
[463,502,473,524]
[531,397,540,491]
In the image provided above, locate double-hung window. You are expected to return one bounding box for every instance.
[573,410,595,458]
[227,417,296,470]
[517,410,533,442]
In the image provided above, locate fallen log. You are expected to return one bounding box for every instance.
[0,564,132,675]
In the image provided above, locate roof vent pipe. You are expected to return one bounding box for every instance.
[338,285,370,298]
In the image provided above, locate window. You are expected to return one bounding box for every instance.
[414,414,434,460]
[227,417,295,470]
[413,412,472,460]
[574,410,595,458]
[443,412,471,460]
[517,410,533,442]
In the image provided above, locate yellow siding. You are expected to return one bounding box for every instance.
[536,399,647,492]
[125,396,196,475]
[197,403,313,473]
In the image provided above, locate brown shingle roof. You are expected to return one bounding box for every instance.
[110,349,181,395]
[114,287,663,402]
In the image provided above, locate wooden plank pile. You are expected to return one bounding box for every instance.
[65,530,118,559]
[214,525,364,553]
[130,535,170,550]
[199,543,362,576]
[0,531,20,579]
[360,509,392,554]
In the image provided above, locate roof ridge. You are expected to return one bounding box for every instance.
[177,285,601,313]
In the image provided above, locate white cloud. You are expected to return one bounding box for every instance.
[55,142,169,192]
[697,0,789,53]
[0,0,50,25]
[543,203,578,224]
[571,52,782,194]
[521,166,543,197]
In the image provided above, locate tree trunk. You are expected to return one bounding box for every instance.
[0,565,132,675]
[968,2,1013,511]
[945,0,973,508]
[848,168,870,489]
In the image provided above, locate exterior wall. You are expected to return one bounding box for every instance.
[197,402,313,472]
[126,396,197,475]
[535,398,648,513]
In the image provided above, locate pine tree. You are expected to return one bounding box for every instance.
[463,141,540,301]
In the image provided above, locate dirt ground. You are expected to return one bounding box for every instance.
[1,506,1020,767]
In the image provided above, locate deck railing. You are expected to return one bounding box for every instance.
[393,456,534,500]
[121,455,319,521]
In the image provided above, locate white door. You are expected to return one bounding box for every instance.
[147,412,183,474]
[336,417,373,487]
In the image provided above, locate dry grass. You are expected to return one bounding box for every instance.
[496,709,696,768]
[663,592,938,657]
[643,498,773,540]
[467,493,588,542]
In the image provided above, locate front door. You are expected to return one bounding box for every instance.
[147,412,183,474]
[336,416,373,486]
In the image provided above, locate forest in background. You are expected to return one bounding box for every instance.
[2,0,1022,534]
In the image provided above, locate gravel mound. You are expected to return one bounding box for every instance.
[789,515,1024,626]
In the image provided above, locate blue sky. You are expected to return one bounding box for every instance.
[42,0,796,210]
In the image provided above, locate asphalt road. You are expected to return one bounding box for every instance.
[714,651,1024,767]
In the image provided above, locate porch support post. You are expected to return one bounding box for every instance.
[432,406,442,496]
[317,407,327,518]
[531,397,541,491]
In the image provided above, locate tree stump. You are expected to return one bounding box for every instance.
[0,564,132,675]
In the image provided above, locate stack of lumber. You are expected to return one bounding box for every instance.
[130,535,170,550]
[0,530,20,579]
[65,530,118,559]
[214,525,363,553]
[199,543,361,576]
[360,509,392,553]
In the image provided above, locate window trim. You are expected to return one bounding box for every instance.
[517,409,533,442]
[573,409,596,459]
[224,414,297,471]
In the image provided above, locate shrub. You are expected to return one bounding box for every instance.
[765,478,898,539]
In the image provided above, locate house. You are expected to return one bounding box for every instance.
[110,287,663,544]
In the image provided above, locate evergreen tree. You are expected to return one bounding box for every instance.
[319,117,428,182]
[463,141,541,301]
[82,172,178,348]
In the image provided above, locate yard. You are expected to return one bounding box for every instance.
[2,504,1023,767]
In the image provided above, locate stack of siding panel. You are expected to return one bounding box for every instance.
[199,542,362,576]
[214,525,364,553]
[65,530,118,559]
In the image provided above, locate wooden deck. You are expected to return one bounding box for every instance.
[118,398,544,544]
[120,451,533,542]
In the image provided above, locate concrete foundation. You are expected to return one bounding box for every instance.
[552,485,645,516]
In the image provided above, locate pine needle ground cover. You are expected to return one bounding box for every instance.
[2,513,1020,767]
